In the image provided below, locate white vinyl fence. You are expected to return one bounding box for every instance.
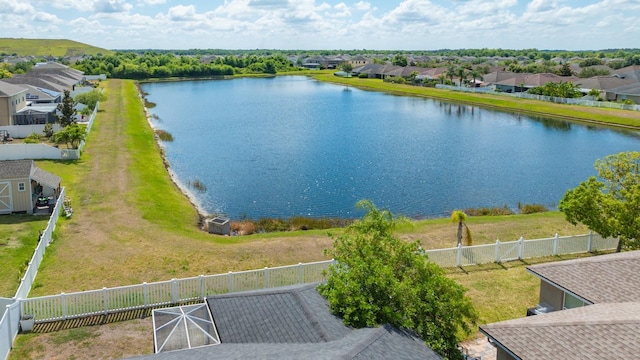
[18,232,618,326]
[0,188,65,360]
[21,260,334,323]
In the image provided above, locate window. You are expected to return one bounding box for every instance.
[18,182,26,191]
[563,292,584,310]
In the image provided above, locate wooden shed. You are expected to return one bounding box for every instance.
[0,160,61,214]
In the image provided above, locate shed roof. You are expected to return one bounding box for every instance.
[480,302,640,360]
[527,250,640,304]
[0,160,60,188]
[0,160,32,179]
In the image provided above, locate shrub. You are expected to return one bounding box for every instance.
[358,73,368,78]
[230,220,256,235]
[23,133,41,144]
[43,123,54,137]
[464,206,514,216]
[519,204,548,214]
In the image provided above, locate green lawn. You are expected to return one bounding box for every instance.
[0,215,49,297]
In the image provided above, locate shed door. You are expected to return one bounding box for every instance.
[0,182,12,213]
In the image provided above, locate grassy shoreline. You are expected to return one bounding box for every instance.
[305,71,640,130]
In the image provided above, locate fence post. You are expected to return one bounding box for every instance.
[553,233,559,256]
[143,283,149,307]
[171,279,178,304]
[103,287,108,316]
[495,240,501,263]
[264,267,270,289]
[199,275,205,299]
[6,304,12,347]
[457,244,462,267]
[588,231,593,252]
[298,263,303,284]
[228,272,234,293]
[518,237,524,260]
[61,293,67,320]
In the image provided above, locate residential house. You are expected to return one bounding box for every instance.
[480,251,640,360]
[133,284,442,360]
[0,81,27,126]
[0,159,61,214]
[349,55,368,67]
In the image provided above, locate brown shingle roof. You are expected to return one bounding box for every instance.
[480,302,640,360]
[527,251,640,304]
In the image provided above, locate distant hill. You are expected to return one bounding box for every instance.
[0,38,112,57]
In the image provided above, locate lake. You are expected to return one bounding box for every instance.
[141,76,640,220]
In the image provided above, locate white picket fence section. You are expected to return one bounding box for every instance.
[21,260,334,323]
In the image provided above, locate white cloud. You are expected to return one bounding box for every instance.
[168,4,198,21]
[32,11,62,23]
[354,1,373,11]
[0,0,35,15]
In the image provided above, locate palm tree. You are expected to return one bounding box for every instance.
[455,67,468,87]
[451,210,472,247]
[469,70,482,88]
[446,64,456,85]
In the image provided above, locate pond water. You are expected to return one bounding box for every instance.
[141,76,640,220]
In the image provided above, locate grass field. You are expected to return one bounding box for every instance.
[0,38,112,57]
[0,215,49,297]
[5,77,609,359]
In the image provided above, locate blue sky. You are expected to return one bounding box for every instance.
[1,0,639,50]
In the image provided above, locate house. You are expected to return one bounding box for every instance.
[0,81,27,126]
[0,160,61,214]
[132,284,442,359]
[480,251,640,360]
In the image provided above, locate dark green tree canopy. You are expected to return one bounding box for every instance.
[55,89,77,127]
[318,200,477,359]
[559,151,640,252]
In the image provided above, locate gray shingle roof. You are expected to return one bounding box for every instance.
[129,284,441,360]
[0,160,60,189]
[0,160,33,179]
[527,250,640,304]
[480,302,640,360]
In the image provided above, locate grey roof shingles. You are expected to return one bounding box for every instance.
[0,160,33,179]
[129,284,441,360]
[527,250,640,304]
[480,302,640,360]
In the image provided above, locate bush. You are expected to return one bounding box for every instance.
[230,220,256,235]
[464,206,514,216]
[358,73,368,78]
[23,133,41,144]
[519,204,548,214]
[43,123,54,137]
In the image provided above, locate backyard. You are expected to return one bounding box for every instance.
[5,78,609,359]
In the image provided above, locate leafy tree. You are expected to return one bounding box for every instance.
[392,54,408,67]
[557,63,574,76]
[51,123,86,149]
[0,69,11,79]
[340,62,353,73]
[319,200,477,359]
[559,151,640,252]
[74,89,106,111]
[55,89,77,127]
[451,210,472,246]
[578,67,610,78]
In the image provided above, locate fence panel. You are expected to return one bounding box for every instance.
[425,248,458,268]
[497,240,520,262]
[0,302,20,360]
[14,188,65,300]
[522,237,555,259]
